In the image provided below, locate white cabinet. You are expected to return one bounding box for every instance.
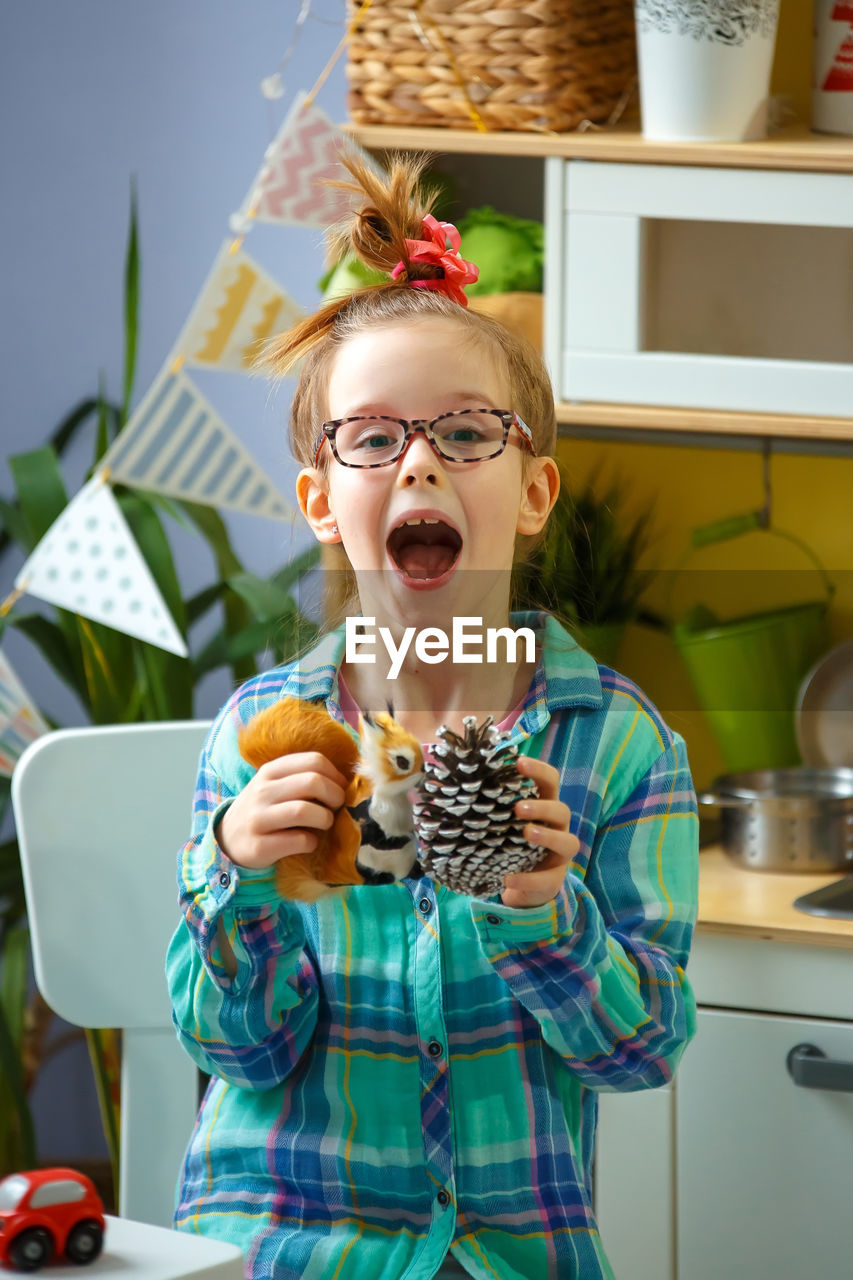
[677,1007,853,1279]
[595,933,853,1279]
[543,157,853,419]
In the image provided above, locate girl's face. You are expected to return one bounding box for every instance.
[298,317,556,622]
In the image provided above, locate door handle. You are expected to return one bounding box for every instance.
[786,1043,853,1092]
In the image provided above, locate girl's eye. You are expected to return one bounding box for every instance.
[348,424,398,453]
[444,426,483,443]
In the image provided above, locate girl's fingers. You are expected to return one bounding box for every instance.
[256,751,349,790]
[515,755,560,800]
[522,824,580,862]
[515,796,570,829]
[258,769,347,813]
[260,828,320,860]
[258,798,338,834]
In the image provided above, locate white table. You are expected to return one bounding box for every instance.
[43,1216,244,1279]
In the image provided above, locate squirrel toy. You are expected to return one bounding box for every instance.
[237,698,424,903]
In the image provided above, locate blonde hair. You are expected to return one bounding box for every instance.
[259,153,558,469]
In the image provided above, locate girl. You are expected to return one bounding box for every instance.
[167,157,698,1280]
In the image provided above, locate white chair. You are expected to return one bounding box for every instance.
[12,721,212,1231]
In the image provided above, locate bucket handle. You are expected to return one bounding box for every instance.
[667,511,835,624]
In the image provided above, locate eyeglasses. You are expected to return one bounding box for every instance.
[313,409,535,468]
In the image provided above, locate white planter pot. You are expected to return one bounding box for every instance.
[813,0,853,136]
[634,1,781,142]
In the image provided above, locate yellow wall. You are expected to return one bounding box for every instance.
[555,437,853,790]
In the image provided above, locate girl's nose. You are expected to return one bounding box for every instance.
[396,430,442,487]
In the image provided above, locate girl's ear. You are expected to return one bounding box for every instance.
[297,467,341,543]
[516,457,560,536]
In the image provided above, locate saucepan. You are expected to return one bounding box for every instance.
[698,767,853,872]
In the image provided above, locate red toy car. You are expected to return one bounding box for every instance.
[0,1168,105,1270]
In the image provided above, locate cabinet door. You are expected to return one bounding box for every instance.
[677,1007,853,1279]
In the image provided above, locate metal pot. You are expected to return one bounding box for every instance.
[698,768,853,872]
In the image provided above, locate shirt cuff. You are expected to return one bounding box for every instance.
[470,882,577,945]
[192,800,294,917]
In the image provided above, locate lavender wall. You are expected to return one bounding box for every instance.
[1,0,348,1163]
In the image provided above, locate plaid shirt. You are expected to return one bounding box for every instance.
[168,613,698,1279]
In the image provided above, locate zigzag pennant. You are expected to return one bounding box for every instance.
[236,92,371,230]
[173,241,305,373]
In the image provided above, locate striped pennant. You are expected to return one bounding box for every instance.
[0,649,49,776]
[236,92,370,230]
[101,366,295,522]
[173,241,305,373]
[15,476,187,658]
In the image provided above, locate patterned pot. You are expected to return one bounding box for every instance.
[634,1,781,141]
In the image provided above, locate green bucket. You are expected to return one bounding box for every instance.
[672,515,833,772]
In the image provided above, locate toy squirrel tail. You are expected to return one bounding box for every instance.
[237,698,364,902]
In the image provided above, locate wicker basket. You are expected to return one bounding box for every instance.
[347,0,637,133]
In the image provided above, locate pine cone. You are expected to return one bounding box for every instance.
[413,715,543,896]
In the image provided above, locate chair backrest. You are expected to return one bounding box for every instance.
[12,721,211,1229]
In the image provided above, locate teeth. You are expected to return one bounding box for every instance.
[402,517,440,527]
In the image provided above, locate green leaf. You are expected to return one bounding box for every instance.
[8,447,69,550]
[177,501,244,578]
[0,611,82,694]
[121,177,140,429]
[86,1028,120,1195]
[49,396,99,456]
[185,581,228,626]
[191,617,277,677]
[118,490,186,630]
[74,615,138,723]
[0,923,36,1169]
[227,571,303,623]
[0,495,32,550]
[0,837,24,911]
[270,543,322,596]
[95,370,110,462]
[0,922,28,1055]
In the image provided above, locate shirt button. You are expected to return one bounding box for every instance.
[418,897,432,914]
[486,913,503,925]
[427,1039,443,1058]
[436,1188,451,1208]
[219,872,231,887]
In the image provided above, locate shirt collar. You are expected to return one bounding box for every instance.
[279,611,603,730]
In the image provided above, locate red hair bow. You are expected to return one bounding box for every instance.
[392,213,479,306]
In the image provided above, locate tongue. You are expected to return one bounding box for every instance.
[396,542,455,579]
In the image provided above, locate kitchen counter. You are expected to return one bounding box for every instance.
[698,844,853,949]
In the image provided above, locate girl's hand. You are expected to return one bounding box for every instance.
[217,753,348,870]
[500,756,580,910]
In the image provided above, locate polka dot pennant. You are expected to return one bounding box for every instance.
[14,476,188,658]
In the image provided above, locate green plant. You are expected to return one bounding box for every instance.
[0,186,318,1181]
[513,469,662,630]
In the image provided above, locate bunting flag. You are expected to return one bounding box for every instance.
[236,91,370,230]
[14,477,188,658]
[0,649,50,776]
[173,241,305,373]
[101,365,295,521]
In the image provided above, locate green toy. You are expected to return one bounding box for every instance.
[319,206,544,303]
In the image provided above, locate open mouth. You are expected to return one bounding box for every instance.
[386,516,462,585]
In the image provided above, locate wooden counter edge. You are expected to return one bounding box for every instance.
[697,845,853,950]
